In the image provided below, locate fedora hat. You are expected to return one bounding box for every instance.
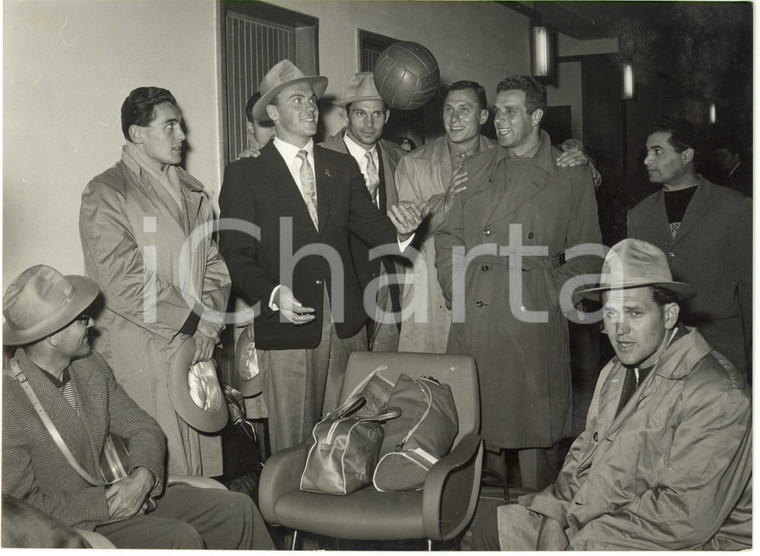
[168,337,228,433]
[578,239,697,302]
[3,265,99,346]
[334,72,384,107]
[233,323,262,397]
[253,59,328,122]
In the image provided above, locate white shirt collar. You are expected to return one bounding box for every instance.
[342,132,377,167]
[273,136,314,163]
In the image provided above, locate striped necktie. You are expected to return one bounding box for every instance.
[296,150,318,229]
[364,151,380,205]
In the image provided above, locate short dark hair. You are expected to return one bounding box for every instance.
[121,87,177,141]
[447,80,488,110]
[650,118,698,155]
[496,75,547,115]
[245,92,262,124]
[650,286,679,307]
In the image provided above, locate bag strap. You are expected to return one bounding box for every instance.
[6,359,106,487]
[396,378,433,452]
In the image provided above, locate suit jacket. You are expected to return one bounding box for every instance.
[218,141,400,350]
[321,130,406,322]
[627,177,752,371]
[2,349,165,530]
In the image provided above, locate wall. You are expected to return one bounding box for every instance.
[545,61,583,141]
[3,0,221,287]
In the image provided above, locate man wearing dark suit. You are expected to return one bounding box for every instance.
[627,119,752,375]
[218,60,421,453]
[2,265,273,549]
[321,72,406,352]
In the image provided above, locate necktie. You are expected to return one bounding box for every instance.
[296,150,318,229]
[364,151,380,205]
[615,367,638,417]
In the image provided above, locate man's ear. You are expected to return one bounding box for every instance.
[384,109,391,124]
[663,302,680,330]
[128,125,143,145]
[478,108,489,126]
[45,333,60,348]
[531,108,544,128]
[266,104,279,122]
[681,147,695,164]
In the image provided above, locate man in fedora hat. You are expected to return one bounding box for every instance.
[218,60,422,453]
[471,239,751,550]
[79,86,231,477]
[321,71,407,352]
[2,265,274,549]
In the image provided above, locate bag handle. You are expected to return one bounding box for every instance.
[5,359,107,487]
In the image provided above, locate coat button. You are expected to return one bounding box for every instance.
[315,279,323,285]
[668,251,675,257]
[481,265,489,271]
[593,432,598,441]
[475,301,484,308]
[484,229,491,236]
[528,232,534,239]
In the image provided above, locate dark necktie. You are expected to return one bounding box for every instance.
[296,150,318,229]
[615,367,638,418]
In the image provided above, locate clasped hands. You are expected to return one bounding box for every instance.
[105,466,155,521]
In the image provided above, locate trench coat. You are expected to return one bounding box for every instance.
[395,134,497,353]
[498,327,752,550]
[435,131,602,449]
[627,177,752,373]
[80,156,230,476]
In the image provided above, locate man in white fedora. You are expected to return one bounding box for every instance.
[471,239,751,550]
[321,71,407,352]
[2,265,273,549]
[218,60,422,453]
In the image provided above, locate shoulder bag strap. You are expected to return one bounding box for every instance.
[7,359,106,487]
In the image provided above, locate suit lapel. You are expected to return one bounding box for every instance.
[671,181,710,246]
[313,148,333,236]
[267,144,321,236]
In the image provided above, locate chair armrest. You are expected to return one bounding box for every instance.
[258,444,308,524]
[422,433,483,541]
[167,475,228,490]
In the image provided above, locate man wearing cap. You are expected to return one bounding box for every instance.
[471,239,751,551]
[218,60,422,453]
[628,118,752,375]
[79,87,231,476]
[321,71,406,352]
[2,265,274,549]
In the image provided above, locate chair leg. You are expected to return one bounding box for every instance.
[427,539,433,551]
[290,530,298,550]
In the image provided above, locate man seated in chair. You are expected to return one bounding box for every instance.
[472,239,751,550]
[2,265,275,549]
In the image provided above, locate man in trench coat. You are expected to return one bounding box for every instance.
[470,239,751,550]
[80,87,231,476]
[435,76,602,490]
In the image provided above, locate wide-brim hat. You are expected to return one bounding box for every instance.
[334,72,384,107]
[233,323,261,397]
[578,239,697,302]
[253,59,328,122]
[3,265,100,345]
[168,337,228,433]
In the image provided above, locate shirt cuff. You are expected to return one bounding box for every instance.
[268,285,282,311]
[398,233,415,252]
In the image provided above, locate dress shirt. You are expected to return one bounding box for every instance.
[343,134,380,207]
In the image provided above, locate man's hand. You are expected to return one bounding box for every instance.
[442,166,469,215]
[388,203,423,241]
[537,517,569,551]
[105,467,154,521]
[556,139,590,168]
[274,286,315,325]
[192,329,215,364]
[236,133,262,160]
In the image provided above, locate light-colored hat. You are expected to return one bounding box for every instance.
[334,72,384,107]
[3,265,99,345]
[168,337,228,433]
[253,59,328,122]
[578,239,697,302]
[233,323,262,397]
